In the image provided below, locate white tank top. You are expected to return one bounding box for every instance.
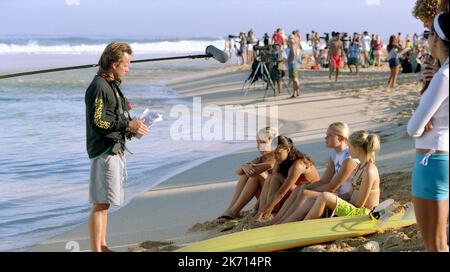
[330,147,358,196]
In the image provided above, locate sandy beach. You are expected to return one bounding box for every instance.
[30,59,425,252]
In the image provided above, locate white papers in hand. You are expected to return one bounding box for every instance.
[140,108,163,127]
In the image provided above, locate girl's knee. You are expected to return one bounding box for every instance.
[316,192,326,201]
[322,192,334,200]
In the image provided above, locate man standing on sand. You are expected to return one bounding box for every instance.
[327,32,344,82]
[85,42,149,252]
[397,32,403,47]
[287,35,301,97]
[272,28,285,46]
[361,31,372,68]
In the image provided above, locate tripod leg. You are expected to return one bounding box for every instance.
[263,63,276,91]
[241,80,249,94]
[244,62,261,96]
[260,63,273,99]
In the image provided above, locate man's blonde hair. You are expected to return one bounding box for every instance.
[257,127,279,141]
[329,122,350,139]
[98,42,133,70]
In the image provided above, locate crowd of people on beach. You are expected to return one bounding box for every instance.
[225,28,304,98]
[225,25,437,94]
[214,0,449,252]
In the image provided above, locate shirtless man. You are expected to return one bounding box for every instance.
[327,32,344,82]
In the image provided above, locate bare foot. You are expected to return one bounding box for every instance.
[214,214,236,224]
[101,245,114,252]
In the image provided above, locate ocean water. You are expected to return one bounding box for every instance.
[0,36,257,251]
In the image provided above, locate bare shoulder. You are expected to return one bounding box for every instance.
[266,156,277,164]
[342,157,358,168]
[292,159,308,170]
[365,163,380,183]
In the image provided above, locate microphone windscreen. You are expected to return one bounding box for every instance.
[205,45,229,63]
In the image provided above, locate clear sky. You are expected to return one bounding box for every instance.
[0,0,424,38]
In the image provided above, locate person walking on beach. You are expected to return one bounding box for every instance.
[397,32,404,47]
[85,42,149,252]
[405,34,412,49]
[247,29,257,65]
[311,31,321,65]
[272,28,285,46]
[293,30,303,55]
[268,43,286,95]
[361,31,372,68]
[413,33,419,49]
[327,32,344,82]
[348,38,362,74]
[407,12,449,252]
[372,35,383,67]
[287,35,301,97]
[386,35,403,88]
[238,32,247,65]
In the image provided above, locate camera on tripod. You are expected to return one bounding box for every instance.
[253,44,270,52]
[253,42,271,62]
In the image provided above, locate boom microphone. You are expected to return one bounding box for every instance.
[0,45,228,79]
[205,45,229,63]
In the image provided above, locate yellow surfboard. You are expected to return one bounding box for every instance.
[176,212,416,252]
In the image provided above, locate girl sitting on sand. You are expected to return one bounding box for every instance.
[303,130,380,220]
[254,135,320,221]
[215,127,278,223]
[269,122,359,225]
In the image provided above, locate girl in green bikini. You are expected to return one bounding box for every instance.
[303,130,380,220]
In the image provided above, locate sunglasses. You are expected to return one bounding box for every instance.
[423,30,434,39]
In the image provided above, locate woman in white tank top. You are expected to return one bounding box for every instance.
[269,122,359,225]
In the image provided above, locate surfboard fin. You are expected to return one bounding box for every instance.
[401,202,416,221]
[370,199,395,221]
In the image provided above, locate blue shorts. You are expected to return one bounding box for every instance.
[412,153,449,201]
[388,58,399,68]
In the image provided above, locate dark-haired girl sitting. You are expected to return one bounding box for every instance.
[254,136,320,221]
